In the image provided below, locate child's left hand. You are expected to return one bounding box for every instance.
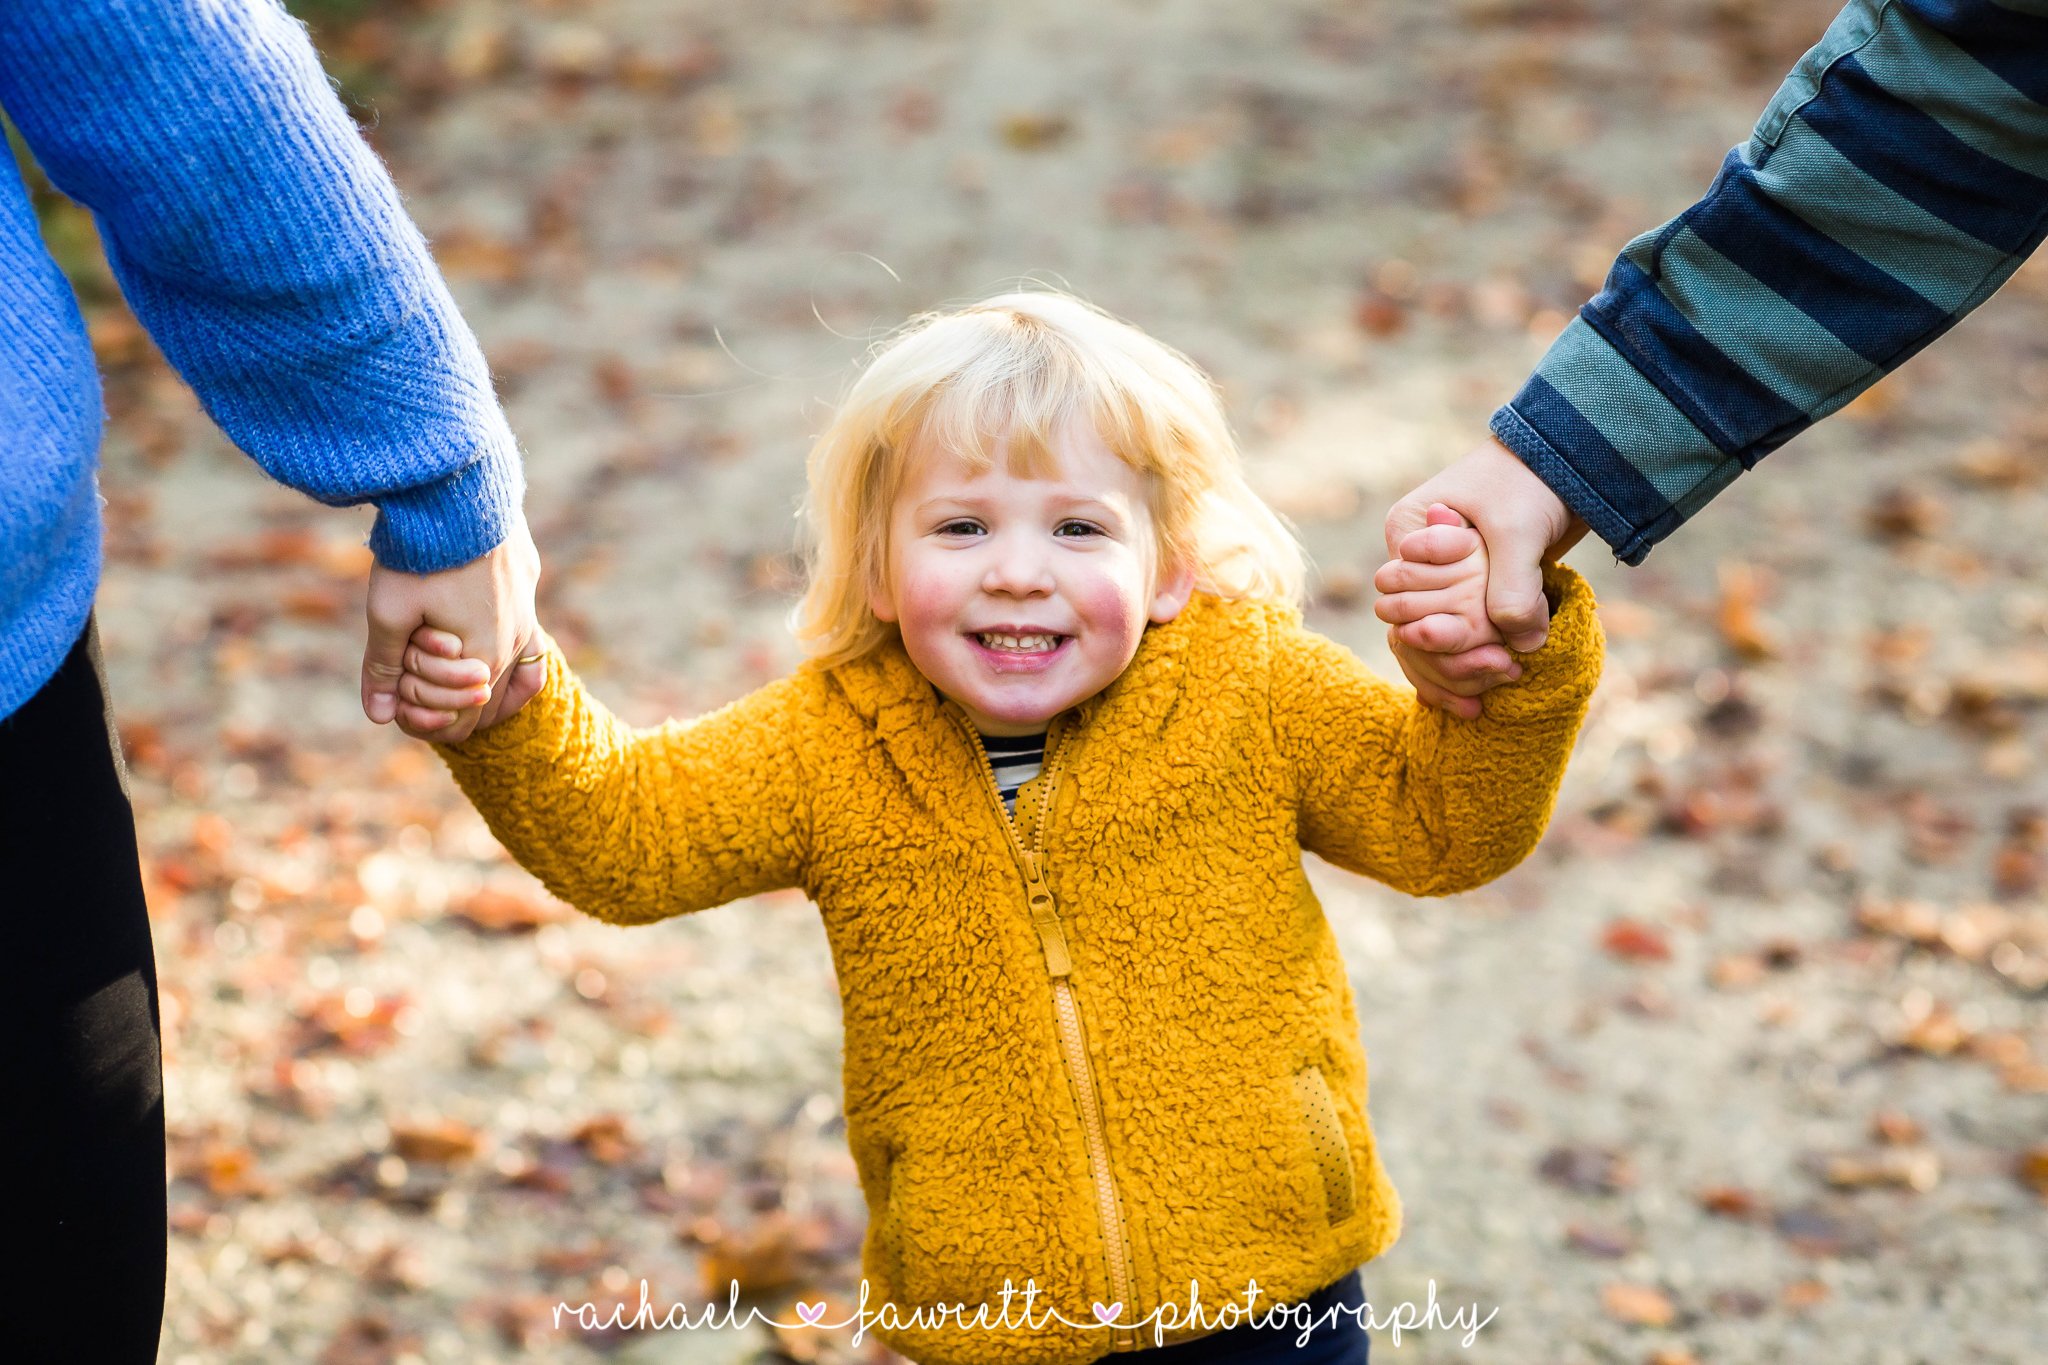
[395,625,549,738]
[1373,503,1518,721]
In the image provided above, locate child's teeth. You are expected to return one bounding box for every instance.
[979,633,1058,651]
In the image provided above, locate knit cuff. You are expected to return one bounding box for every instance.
[1480,561,1604,720]
[434,638,572,766]
[1489,403,1659,567]
[368,424,525,573]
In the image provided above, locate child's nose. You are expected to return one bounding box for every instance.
[980,535,1055,596]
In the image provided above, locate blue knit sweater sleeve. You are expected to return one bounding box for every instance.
[0,0,522,573]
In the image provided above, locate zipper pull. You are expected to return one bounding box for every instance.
[1020,851,1072,978]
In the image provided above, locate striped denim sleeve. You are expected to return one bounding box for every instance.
[1492,0,2048,565]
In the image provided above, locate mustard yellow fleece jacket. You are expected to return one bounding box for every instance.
[435,561,1603,1365]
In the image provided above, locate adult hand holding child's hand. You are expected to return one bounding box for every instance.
[1379,437,1589,717]
[361,516,543,743]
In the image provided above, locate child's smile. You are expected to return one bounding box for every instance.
[870,421,1194,736]
[965,629,1071,670]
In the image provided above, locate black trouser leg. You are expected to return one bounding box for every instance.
[0,613,167,1362]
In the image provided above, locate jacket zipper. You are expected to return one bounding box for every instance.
[947,706,1140,1352]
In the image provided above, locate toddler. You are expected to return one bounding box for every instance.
[397,292,1604,1365]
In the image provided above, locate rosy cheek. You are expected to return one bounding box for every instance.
[892,559,964,632]
[1073,577,1143,652]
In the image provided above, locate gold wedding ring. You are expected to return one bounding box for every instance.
[517,652,545,665]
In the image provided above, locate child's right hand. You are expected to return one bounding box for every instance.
[1373,503,1520,720]
[397,626,549,738]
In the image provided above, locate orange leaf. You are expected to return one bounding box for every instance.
[451,886,563,934]
[1599,1282,1675,1327]
[1714,561,1779,661]
[391,1118,483,1165]
[1696,1185,1765,1220]
[1602,917,1672,962]
[572,1114,639,1165]
[2018,1146,2048,1198]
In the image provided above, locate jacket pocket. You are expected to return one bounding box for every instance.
[859,1135,906,1295]
[1292,1064,1356,1225]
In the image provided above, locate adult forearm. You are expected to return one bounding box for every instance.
[0,0,520,572]
[1494,0,2048,565]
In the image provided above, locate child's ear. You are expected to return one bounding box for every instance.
[867,569,899,624]
[1148,556,1198,624]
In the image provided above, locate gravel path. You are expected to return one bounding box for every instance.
[70,1,2046,1360]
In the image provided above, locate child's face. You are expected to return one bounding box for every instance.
[871,423,1196,737]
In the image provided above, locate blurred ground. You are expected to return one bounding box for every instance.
[43,0,2048,1361]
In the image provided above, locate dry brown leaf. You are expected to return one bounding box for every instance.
[1939,904,2010,960]
[531,23,615,79]
[572,1114,639,1165]
[1708,952,1766,990]
[1900,794,1975,864]
[318,1313,417,1365]
[1352,292,1408,338]
[1855,897,1945,945]
[190,1141,276,1200]
[281,584,351,624]
[206,528,321,571]
[391,1118,483,1166]
[1714,561,1779,661]
[1538,1145,1635,1194]
[1696,1185,1765,1220]
[592,354,638,407]
[1993,842,2044,898]
[2017,1146,2048,1197]
[535,1241,618,1279]
[999,113,1073,150]
[1864,484,1946,540]
[1602,917,1672,962]
[362,1241,432,1292]
[1712,1285,1771,1318]
[89,312,152,369]
[1599,1282,1675,1327]
[491,1295,555,1352]
[1773,1204,1878,1258]
[442,20,510,82]
[1895,998,1972,1056]
[695,1210,811,1298]
[434,229,530,285]
[1865,623,1932,667]
[1999,1061,2048,1093]
[294,992,412,1058]
[1822,1148,1941,1193]
[450,886,563,934]
[1565,1221,1635,1258]
[889,87,940,135]
[1951,438,2045,488]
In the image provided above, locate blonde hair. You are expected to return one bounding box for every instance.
[792,289,1306,668]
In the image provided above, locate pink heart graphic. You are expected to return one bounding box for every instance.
[1092,1302,1123,1325]
[795,1301,827,1326]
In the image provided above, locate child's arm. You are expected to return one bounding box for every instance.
[1272,559,1602,897]
[417,636,815,925]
